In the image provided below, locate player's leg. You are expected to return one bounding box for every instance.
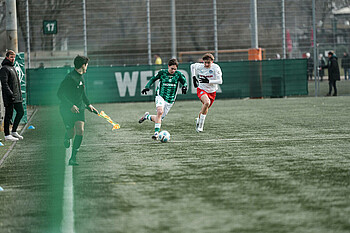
[69,121,84,166]
[11,103,24,139]
[161,102,173,121]
[60,106,75,148]
[139,96,164,124]
[151,96,166,139]
[152,105,164,139]
[64,127,75,148]
[197,94,211,132]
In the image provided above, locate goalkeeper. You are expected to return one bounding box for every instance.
[139,58,187,140]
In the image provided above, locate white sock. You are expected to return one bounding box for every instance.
[199,113,206,129]
[155,123,161,133]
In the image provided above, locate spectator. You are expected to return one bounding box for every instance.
[321,51,340,96]
[0,50,25,141]
[341,52,350,80]
[306,52,314,81]
[318,54,326,81]
[154,54,162,65]
[38,62,44,68]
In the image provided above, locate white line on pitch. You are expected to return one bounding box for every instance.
[61,140,75,233]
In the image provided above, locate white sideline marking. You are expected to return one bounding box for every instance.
[0,108,38,167]
[61,140,75,233]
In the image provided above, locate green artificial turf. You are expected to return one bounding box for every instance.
[0,96,350,233]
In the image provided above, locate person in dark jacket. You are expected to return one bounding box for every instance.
[57,55,97,166]
[0,50,24,141]
[318,54,326,81]
[322,51,340,96]
[306,53,314,80]
[341,52,350,80]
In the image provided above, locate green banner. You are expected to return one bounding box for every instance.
[15,53,28,123]
[26,59,308,105]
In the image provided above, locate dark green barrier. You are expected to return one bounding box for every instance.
[26,59,307,105]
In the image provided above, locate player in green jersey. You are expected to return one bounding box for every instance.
[139,58,187,140]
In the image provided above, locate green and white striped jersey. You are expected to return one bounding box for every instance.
[145,69,187,104]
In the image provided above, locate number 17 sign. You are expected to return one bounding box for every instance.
[43,20,58,35]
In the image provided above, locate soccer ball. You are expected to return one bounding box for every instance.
[159,130,170,143]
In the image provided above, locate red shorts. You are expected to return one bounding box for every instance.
[197,88,216,108]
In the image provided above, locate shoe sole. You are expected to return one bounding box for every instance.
[152,134,159,140]
[196,128,203,133]
[139,112,149,123]
[5,137,19,141]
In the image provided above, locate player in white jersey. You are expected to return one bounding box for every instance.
[190,53,223,132]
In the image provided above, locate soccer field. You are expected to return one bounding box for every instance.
[0,97,350,233]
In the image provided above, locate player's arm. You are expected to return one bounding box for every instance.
[199,65,223,84]
[82,87,98,114]
[190,63,199,88]
[210,65,223,84]
[142,71,161,94]
[179,72,188,94]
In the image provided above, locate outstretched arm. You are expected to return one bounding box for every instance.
[142,72,161,94]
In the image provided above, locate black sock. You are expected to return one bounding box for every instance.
[71,135,83,160]
[73,135,83,151]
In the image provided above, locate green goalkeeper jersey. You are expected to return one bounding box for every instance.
[145,69,187,104]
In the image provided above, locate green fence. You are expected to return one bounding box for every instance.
[26,59,307,105]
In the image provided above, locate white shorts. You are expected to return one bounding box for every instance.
[155,95,174,120]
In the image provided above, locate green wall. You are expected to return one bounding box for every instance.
[26,59,307,105]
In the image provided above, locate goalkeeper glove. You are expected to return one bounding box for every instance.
[182,86,187,94]
[192,76,199,88]
[199,77,209,83]
[141,88,150,94]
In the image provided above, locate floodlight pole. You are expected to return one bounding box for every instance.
[282,0,286,59]
[312,0,318,96]
[147,0,152,65]
[171,0,177,58]
[26,0,31,68]
[82,0,87,56]
[213,0,218,61]
[5,0,18,52]
[250,0,258,49]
